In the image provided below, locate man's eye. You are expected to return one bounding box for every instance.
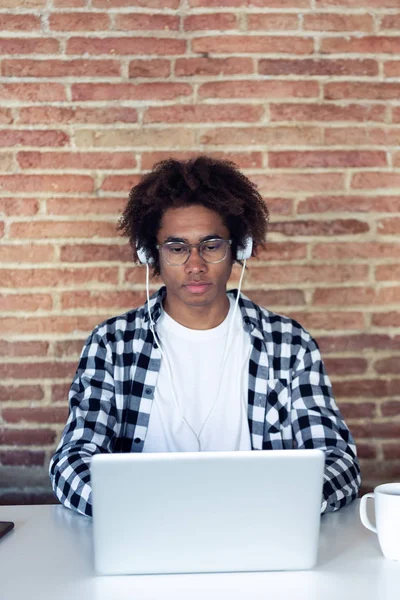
[169,245,185,253]
[204,242,221,251]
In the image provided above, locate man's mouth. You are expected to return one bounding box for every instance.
[183,282,212,294]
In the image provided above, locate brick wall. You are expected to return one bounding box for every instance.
[0,0,399,505]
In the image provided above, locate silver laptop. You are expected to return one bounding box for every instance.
[91,449,325,575]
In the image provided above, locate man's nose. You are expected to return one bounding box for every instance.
[185,247,207,272]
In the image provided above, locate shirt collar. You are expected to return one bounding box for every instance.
[144,286,264,339]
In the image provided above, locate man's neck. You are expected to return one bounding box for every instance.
[162,294,230,330]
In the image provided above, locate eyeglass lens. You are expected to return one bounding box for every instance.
[161,239,228,265]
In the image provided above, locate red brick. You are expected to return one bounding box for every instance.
[298,196,400,214]
[376,264,400,281]
[270,151,385,168]
[251,173,345,193]
[324,358,368,375]
[175,57,253,77]
[0,361,76,379]
[318,334,400,353]
[325,82,400,100]
[46,197,126,216]
[53,341,85,358]
[356,443,377,460]
[269,219,369,236]
[242,289,305,307]
[374,357,400,374]
[0,451,45,467]
[200,126,323,146]
[72,82,192,102]
[0,175,93,193]
[321,36,400,54]
[0,37,59,54]
[199,80,318,99]
[2,407,68,424]
[382,444,400,460]
[115,14,179,30]
[0,429,56,446]
[144,104,264,124]
[290,311,365,331]
[0,244,55,263]
[0,130,68,147]
[259,58,377,77]
[129,60,171,78]
[0,0,46,6]
[0,15,41,31]
[18,106,138,125]
[338,402,376,419]
[0,492,56,506]
[377,287,400,304]
[10,221,119,240]
[384,61,400,77]
[60,243,131,262]
[184,13,237,30]
[353,422,400,440]
[304,13,373,31]
[381,14,400,29]
[0,109,13,125]
[352,172,400,190]
[61,290,146,310]
[314,241,400,261]
[124,267,161,286]
[54,0,86,5]
[190,0,308,4]
[51,383,71,403]
[372,312,400,327]
[0,198,39,217]
[67,36,186,55]
[247,13,299,30]
[333,380,393,398]
[93,0,179,6]
[0,341,48,358]
[381,401,400,416]
[18,151,136,170]
[316,0,399,6]
[313,287,376,306]
[0,267,118,288]
[256,242,307,261]
[141,151,263,170]
[193,36,312,54]
[0,293,52,311]
[270,103,385,123]
[49,12,109,31]
[3,59,120,78]
[0,385,44,402]
[0,315,110,335]
[324,127,400,146]
[0,83,65,102]
[247,264,368,285]
[101,175,142,192]
[378,218,400,234]
[75,128,195,148]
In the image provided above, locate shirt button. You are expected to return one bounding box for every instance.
[134,438,141,444]
[145,388,152,395]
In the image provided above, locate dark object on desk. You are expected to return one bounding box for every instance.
[0,521,14,540]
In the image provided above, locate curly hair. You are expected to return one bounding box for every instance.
[118,155,269,276]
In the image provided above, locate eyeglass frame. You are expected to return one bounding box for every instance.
[155,238,233,266]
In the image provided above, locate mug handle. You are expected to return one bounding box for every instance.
[360,493,377,533]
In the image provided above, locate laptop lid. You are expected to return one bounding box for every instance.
[91,449,325,575]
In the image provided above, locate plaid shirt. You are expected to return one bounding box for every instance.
[49,286,361,517]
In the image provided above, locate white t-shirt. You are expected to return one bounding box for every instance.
[143,296,252,452]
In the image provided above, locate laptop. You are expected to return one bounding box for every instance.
[91,449,325,575]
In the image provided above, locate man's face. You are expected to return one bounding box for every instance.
[157,204,233,313]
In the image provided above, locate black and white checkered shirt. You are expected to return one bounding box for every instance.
[49,286,361,517]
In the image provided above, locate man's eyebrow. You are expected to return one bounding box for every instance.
[162,234,224,244]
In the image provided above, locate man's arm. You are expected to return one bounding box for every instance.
[49,332,118,517]
[290,337,361,513]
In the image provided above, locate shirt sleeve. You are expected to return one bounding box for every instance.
[49,331,118,517]
[290,336,361,514]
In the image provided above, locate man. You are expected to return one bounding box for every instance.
[49,155,361,517]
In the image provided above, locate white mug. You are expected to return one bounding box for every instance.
[360,482,400,561]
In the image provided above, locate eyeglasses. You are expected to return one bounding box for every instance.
[156,238,232,266]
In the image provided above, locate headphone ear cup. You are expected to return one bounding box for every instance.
[136,245,153,265]
[236,236,253,261]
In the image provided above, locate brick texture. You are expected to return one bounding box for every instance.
[1,0,399,505]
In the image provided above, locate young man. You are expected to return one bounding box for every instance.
[49,156,361,517]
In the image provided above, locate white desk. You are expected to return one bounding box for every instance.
[0,500,399,600]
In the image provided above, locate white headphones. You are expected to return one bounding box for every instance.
[136,236,253,265]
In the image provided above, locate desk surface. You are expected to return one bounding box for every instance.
[0,500,399,600]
